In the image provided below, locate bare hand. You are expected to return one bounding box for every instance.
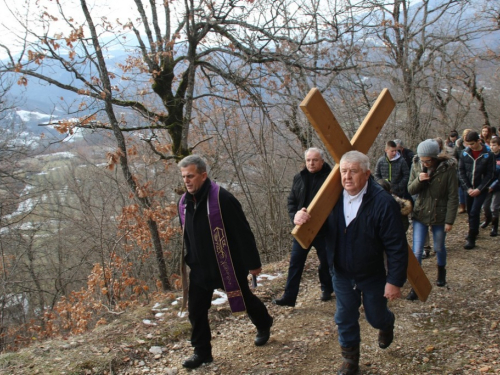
[468,188,480,197]
[249,268,262,276]
[384,283,401,301]
[445,224,453,232]
[294,208,311,225]
[419,172,430,182]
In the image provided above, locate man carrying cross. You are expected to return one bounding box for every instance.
[296,151,408,375]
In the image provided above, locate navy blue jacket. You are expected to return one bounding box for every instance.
[490,152,500,192]
[326,177,408,287]
[458,145,495,192]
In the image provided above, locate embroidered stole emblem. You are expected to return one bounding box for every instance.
[179,181,246,314]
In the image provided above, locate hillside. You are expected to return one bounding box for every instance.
[0,212,499,375]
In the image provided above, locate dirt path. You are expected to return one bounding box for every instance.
[1,213,499,374]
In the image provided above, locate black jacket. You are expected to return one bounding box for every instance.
[326,177,408,287]
[458,146,495,193]
[179,178,261,289]
[287,163,332,236]
[400,148,414,169]
[374,154,410,198]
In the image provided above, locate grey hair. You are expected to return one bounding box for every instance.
[304,147,325,160]
[178,155,207,173]
[393,139,403,147]
[340,150,370,172]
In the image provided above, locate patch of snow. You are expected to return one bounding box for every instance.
[258,273,278,281]
[212,290,228,305]
[35,151,76,159]
[16,110,54,122]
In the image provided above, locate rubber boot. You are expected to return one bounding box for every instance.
[458,203,466,214]
[437,266,446,287]
[338,345,360,375]
[464,232,476,250]
[491,217,498,237]
[480,214,492,229]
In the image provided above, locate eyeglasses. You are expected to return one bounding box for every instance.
[420,159,433,165]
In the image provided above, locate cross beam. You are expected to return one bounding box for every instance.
[292,88,431,302]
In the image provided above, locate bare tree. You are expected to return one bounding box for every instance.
[355,0,500,148]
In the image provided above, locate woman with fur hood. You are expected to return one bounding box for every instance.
[406,139,459,300]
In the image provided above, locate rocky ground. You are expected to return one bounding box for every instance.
[1,212,499,375]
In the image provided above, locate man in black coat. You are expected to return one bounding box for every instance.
[273,147,334,307]
[178,155,273,369]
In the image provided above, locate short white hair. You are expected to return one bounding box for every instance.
[304,147,325,160]
[340,151,370,172]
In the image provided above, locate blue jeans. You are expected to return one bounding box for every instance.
[483,191,500,218]
[459,186,466,205]
[282,237,333,303]
[412,219,447,266]
[332,272,394,348]
[466,190,489,235]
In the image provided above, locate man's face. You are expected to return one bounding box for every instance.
[385,146,398,159]
[181,164,207,194]
[490,142,500,153]
[340,161,370,196]
[305,150,324,173]
[466,140,482,151]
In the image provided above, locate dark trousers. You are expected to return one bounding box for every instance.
[333,271,394,348]
[188,279,272,355]
[282,237,333,303]
[466,190,489,235]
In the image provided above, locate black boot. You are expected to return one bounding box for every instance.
[255,316,273,346]
[437,266,446,287]
[464,232,476,250]
[182,353,213,369]
[481,214,492,228]
[491,218,498,237]
[405,289,418,301]
[338,345,360,375]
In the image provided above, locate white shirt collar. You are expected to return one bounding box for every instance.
[343,182,368,226]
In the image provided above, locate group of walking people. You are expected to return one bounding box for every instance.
[175,124,499,374]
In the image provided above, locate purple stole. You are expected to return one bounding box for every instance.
[179,181,246,314]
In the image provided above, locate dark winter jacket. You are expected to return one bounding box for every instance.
[458,145,495,193]
[287,162,332,236]
[326,177,408,287]
[374,153,410,198]
[490,152,500,193]
[400,148,415,169]
[179,178,261,289]
[453,138,466,162]
[408,154,459,226]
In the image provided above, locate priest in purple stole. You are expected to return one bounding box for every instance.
[178,155,273,369]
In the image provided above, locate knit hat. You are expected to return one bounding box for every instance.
[417,139,440,158]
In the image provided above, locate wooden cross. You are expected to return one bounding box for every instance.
[292,88,432,302]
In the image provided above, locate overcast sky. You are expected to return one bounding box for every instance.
[0,0,153,59]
